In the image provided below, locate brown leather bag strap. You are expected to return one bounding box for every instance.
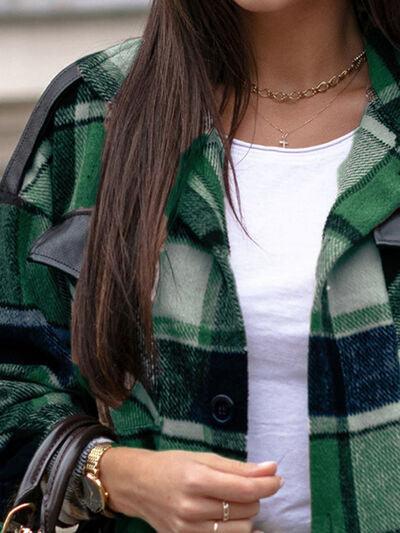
[14,415,98,507]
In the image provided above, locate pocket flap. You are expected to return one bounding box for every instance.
[374,209,400,246]
[28,209,91,279]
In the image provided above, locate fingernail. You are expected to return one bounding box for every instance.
[257,461,277,468]
[279,477,285,487]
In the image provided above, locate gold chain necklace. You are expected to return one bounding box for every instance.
[254,66,367,148]
[250,50,367,103]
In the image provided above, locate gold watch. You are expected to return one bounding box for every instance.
[82,442,114,516]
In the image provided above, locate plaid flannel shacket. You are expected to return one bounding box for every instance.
[1,24,400,533]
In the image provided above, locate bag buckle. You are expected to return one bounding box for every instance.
[1,503,36,533]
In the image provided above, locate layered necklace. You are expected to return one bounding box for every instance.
[248,50,371,148]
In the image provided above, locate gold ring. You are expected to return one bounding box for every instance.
[222,500,230,522]
[213,521,219,531]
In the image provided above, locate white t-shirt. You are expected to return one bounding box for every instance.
[224,130,356,533]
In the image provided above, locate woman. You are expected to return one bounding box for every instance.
[0,0,399,532]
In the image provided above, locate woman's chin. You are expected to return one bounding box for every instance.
[232,0,307,13]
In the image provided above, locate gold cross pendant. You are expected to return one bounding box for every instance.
[279,134,289,148]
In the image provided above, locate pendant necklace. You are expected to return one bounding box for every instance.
[250,57,371,148]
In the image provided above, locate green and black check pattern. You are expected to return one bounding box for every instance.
[1,25,400,533]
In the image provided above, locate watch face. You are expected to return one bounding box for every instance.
[83,473,107,514]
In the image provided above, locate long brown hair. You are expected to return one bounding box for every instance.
[72,0,399,408]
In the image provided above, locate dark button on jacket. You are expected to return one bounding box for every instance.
[211,394,234,424]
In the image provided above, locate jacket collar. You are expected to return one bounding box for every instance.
[78,27,400,295]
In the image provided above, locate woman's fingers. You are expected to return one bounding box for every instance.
[183,519,255,533]
[194,464,283,503]
[179,496,260,522]
[193,452,278,477]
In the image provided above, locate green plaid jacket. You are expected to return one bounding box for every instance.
[1,24,400,533]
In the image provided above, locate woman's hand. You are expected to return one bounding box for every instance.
[100,447,283,532]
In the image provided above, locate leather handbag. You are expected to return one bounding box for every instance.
[1,414,115,533]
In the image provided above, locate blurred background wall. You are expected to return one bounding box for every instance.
[0,0,150,175]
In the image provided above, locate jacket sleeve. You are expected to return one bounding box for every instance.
[0,67,105,520]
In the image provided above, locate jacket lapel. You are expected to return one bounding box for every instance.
[174,128,227,242]
[173,127,230,260]
[313,29,400,299]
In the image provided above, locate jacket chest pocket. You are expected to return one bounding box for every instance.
[28,208,91,281]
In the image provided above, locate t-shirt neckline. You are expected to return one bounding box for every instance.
[230,127,358,155]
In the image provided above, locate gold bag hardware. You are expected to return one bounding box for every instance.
[1,503,37,533]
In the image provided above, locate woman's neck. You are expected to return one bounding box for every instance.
[240,0,365,90]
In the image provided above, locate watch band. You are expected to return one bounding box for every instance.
[85,442,113,476]
[84,442,114,516]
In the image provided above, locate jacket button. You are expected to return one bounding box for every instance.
[211,394,234,424]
